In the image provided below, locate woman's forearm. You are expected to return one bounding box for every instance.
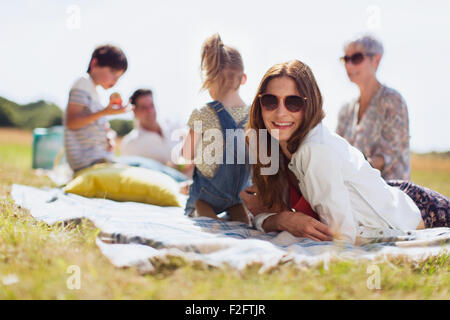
[261,213,280,232]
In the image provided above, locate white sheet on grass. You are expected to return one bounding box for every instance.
[11,184,449,273]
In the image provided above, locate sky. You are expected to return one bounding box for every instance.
[1,0,449,152]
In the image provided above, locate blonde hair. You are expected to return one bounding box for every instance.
[200,33,244,96]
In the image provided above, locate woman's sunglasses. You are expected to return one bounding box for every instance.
[258,93,307,113]
[340,52,372,65]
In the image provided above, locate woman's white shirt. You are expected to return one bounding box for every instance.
[288,122,421,243]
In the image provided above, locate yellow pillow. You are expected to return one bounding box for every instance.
[64,163,181,207]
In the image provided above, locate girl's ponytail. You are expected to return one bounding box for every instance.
[201,33,224,90]
[200,33,243,95]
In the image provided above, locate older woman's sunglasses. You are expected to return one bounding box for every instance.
[258,94,307,112]
[340,52,368,65]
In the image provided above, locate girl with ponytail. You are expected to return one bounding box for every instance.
[181,33,251,223]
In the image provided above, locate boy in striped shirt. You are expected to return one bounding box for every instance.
[64,44,129,172]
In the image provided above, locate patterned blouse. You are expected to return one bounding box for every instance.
[187,104,249,178]
[336,84,410,180]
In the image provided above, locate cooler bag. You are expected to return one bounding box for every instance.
[32,126,64,169]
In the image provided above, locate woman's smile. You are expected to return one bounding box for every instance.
[261,76,303,142]
[272,121,295,129]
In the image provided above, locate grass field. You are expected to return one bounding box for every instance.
[0,128,448,299]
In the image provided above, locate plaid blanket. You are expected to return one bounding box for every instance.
[11,184,450,273]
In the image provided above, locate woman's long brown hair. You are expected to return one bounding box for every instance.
[246,60,325,210]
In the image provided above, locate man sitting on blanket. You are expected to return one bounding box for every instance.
[120,88,193,179]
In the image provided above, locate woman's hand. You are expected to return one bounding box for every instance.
[271,211,334,242]
[240,185,333,241]
[239,185,264,214]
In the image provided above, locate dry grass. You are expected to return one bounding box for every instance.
[1,196,448,299]
[410,153,450,197]
[0,128,449,299]
[411,153,450,173]
[0,127,33,144]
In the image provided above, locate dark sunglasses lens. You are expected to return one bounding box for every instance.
[351,53,364,64]
[285,96,304,112]
[260,94,278,110]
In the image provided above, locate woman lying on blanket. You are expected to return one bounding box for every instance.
[240,60,449,245]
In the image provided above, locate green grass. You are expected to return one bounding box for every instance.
[0,143,31,168]
[410,152,450,197]
[412,170,450,196]
[0,131,449,299]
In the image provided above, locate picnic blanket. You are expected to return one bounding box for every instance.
[11,184,450,273]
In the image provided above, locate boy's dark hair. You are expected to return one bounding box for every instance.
[130,89,153,106]
[87,44,128,73]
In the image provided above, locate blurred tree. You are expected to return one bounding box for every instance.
[109,119,133,136]
[0,96,62,129]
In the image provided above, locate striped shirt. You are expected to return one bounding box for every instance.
[64,74,114,171]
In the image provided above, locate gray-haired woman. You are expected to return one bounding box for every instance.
[336,35,410,180]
